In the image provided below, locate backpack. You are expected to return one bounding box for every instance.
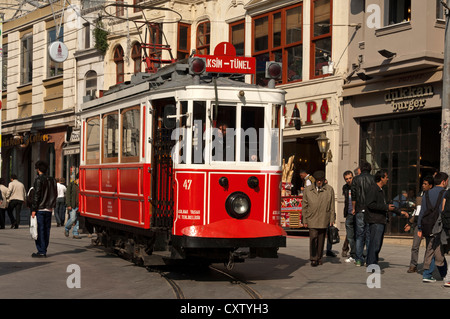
[421,190,446,237]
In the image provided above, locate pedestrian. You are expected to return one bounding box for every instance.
[341,170,356,262]
[31,160,57,258]
[55,177,67,227]
[418,172,449,282]
[302,170,336,267]
[65,174,80,239]
[6,174,27,229]
[0,178,9,229]
[365,170,397,269]
[350,161,374,266]
[404,175,434,273]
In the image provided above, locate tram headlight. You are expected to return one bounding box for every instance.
[225,192,251,219]
[189,57,206,75]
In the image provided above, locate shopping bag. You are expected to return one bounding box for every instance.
[30,216,38,240]
[327,225,340,244]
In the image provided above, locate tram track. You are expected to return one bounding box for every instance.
[208,265,262,299]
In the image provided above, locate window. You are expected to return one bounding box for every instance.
[121,106,140,162]
[212,105,236,162]
[177,23,191,60]
[196,21,210,55]
[311,0,332,79]
[86,116,100,164]
[230,20,245,56]
[103,112,119,163]
[48,27,64,77]
[386,0,411,25]
[252,3,303,85]
[116,0,124,17]
[21,34,33,84]
[114,45,124,84]
[132,42,142,74]
[2,44,7,91]
[84,23,91,49]
[437,0,445,19]
[85,70,97,98]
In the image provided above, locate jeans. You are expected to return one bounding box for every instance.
[355,211,370,263]
[35,210,52,255]
[55,198,66,226]
[345,214,356,258]
[423,257,448,280]
[367,223,385,266]
[65,208,79,236]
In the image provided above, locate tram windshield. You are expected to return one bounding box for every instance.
[175,101,281,167]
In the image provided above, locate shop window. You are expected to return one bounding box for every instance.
[386,0,411,25]
[21,33,33,85]
[132,42,142,74]
[229,20,245,56]
[177,23,191,60]
[86,116,100,164]
[121,106,140,162]
[196,20,210,55]
[114,45,124,84]
[102,112,119,163]
[311,0,332,79]
[252,3,302,86]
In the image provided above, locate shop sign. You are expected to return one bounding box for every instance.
[384,85,433,112]
[286,99,330,127]
[3,132,49,147]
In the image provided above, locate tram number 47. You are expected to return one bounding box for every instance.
[183,179,193,190]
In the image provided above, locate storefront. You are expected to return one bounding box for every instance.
[281,77,343,230]
[1,127,78,190]
[343,68,443,236]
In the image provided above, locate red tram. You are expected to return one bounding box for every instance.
[79,56,287,266]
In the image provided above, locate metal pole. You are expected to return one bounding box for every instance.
[441,1,450,174]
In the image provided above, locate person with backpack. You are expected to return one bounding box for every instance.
[31,160,57,258]
[417,172,449,282]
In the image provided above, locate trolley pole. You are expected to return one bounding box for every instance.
[441,1,450,174]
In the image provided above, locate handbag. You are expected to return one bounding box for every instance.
[327,225,340,244]
[30,216,38,240]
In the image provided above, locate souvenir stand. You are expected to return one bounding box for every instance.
[280,156,304,230]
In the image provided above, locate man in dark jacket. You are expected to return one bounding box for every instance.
[365,170,396,267]
[342,170,355,261]
[31,160,57,258]
[350,161,374,266]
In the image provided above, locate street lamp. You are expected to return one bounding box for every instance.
[316,132,332,163]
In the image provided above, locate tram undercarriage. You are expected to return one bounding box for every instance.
[86,217,284,267]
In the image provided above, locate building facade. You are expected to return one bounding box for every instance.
[342,0,445,235]
[1,1,80,189]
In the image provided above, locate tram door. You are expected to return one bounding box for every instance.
[150,100,176,229]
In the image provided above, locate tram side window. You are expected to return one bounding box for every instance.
[103,112,119,163]
[122,106,140,162]
[271,105,282,166]
[241,106,264,162]
[212,105,236,162]
[192,101,206,164]
[86,116,100,164]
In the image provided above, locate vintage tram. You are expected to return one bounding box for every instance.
[79,55,287,266]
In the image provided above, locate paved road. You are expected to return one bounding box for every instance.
[1,219,450,309]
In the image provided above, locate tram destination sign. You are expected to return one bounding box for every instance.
[195,54,256,74]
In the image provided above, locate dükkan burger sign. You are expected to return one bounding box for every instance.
[385,85,433,112]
